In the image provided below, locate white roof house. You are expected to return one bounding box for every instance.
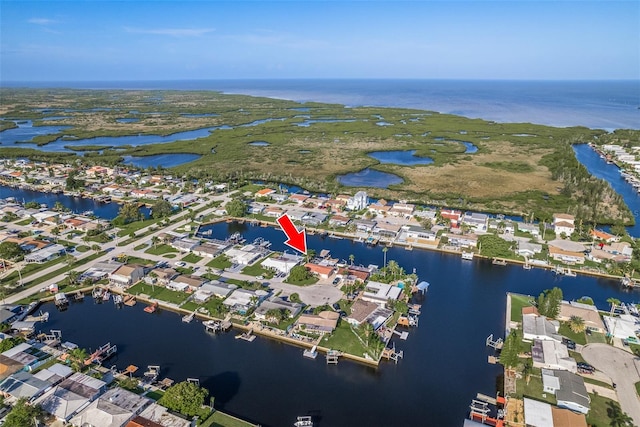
[225,246,263,266]
[223,289,268,314]
[24,244,66,264]
[603,314,640,341]
[360,281,402,306]
[531,339,577,373]
[261,253,303,274]
[523,398,553,427]
[69,387,151,427]
[522,314,562,342]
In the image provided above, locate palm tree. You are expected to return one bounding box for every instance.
[67,270,80,286]
[349,254,355,266]
[69,347,88,372]
[151,235,160,250]
[568,315,586,334]
[607,401,634,427]
[607,297,621,316]
[387,260,400,280]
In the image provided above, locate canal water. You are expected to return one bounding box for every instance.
[40,222,640,427]
[573,144,640,237]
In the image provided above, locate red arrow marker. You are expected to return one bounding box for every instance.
[276,214,307,255]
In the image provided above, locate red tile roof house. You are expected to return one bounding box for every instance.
[289,194,309,204]
[440,209,462,227]
[304,263,335,280]
[255,188,276,198]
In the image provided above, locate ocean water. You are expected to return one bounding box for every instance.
[5,79,638,130]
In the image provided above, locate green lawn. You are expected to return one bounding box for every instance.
[515,370,557,405]
[285,275,319,286]
[116,217,164,237]
[207,255,232,270]
[127,283,190,305]
[586,393,621,427]
[76,245,90,252]
[586,331,607,344]
[558,323,587,345]
[199,410,256,427]
[145,244,178,255]
[636,381,640,396]
[145,390,164,401]
[510,293,534,323]
[182,253,203,263]
[582,376,614,390]
[320,321,369,358]
[134,243,148,251]
[569,351,587,365]
[241,262,274,279]
[181,298,228,318]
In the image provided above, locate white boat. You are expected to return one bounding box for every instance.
[565,269,577,277]
[303,345,318,359]
[461,251,474,260]
[294,416,313,427]
[523,264,532,270]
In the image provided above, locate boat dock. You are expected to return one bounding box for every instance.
[326,349,342,364]
[54,293,68,308]
[123,294,136,306]
[182,311,196,323]
[303,345,318,359]
[84,342,117,365]
[381,343,404,364]
[236,329,256,342]
[144,302,158,313]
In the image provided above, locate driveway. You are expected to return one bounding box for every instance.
[582,343,640,426]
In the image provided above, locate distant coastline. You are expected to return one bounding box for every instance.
[2,79,638,130]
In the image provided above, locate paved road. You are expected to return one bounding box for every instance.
[582,343,640,426]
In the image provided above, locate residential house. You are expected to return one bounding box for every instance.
[247,203,264,215]
[531,339,577,373]
[261,253,303,275]
[516,241,543,257]
[80,261,123,282]
[346,300,379,326]
[255,188,276,199]
[413,208,437,222]
[522,313,562,342]
[1,343,53,373]
[590,229,618,243]
[263,206,285,218]
[225,245,264,266]
[37,385,91,422]
[223,289,268,314]
[305,263,334,279]
[557,301,606,333]
[461,212,489,232]
[368,203,391,216]
[192,282,236,303]
[346,191,368,211]
[542,369,590,414]
[329,215,351,228]
[444,233,478,248]
[404,225,437,244]
[289,194,309,205]
[301,212,328,226]
[440,209,462,227]
[0,370,52,402]
[523,398,588,427]
[360,281,402,306]
[548,246,585,264]
[166,275,205,292]
[170,238,199,253]
[389,203,415,217]
[109,265,145,287]
[192,242,228,258]
[56,372,107,401]
[24,244,66,264]
[518,222,540,237]
[373,222,402,239]
[254,297,303,321]
[353,219,377,233]
[295,311,339,335]
[132,403,191,427]
[70,387,151,427]
[553,214,576,236]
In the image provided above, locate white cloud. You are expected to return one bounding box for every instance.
[28,18,59,25]
[124,27,214,37]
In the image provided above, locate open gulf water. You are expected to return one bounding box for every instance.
[40,221,640,427]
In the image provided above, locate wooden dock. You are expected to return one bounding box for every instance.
[236,329,256,342]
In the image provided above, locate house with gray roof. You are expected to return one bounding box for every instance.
[542,369,590,414]
[70,387,151,427]
[254,297,303,321]
[0,370,51,401]
[531,339,577,373]
[522,314,562,342]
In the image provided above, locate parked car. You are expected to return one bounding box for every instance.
[562,338,576,350]
[332,277,341,285]
[175,261,187,267]
[332,303,341,311]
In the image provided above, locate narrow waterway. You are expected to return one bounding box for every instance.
[573,143,640,237]
[41,222,639,427]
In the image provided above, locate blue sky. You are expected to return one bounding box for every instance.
[1,1,638,81]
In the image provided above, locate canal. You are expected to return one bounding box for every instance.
[40,222,640,427]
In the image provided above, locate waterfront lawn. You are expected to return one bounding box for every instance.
[145,390,164,401]
[320,321,369,358]
[127,283,190,305]
[182,253,203,263]
[586,393,620,427]
[145,244,178,255]
[515,368,557,405]
[181,298,227,318]
[510,293,534,323]
[207,255,232,270]
[200,410,255,427]
[241,262,274,279]
[558,323,587,345]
